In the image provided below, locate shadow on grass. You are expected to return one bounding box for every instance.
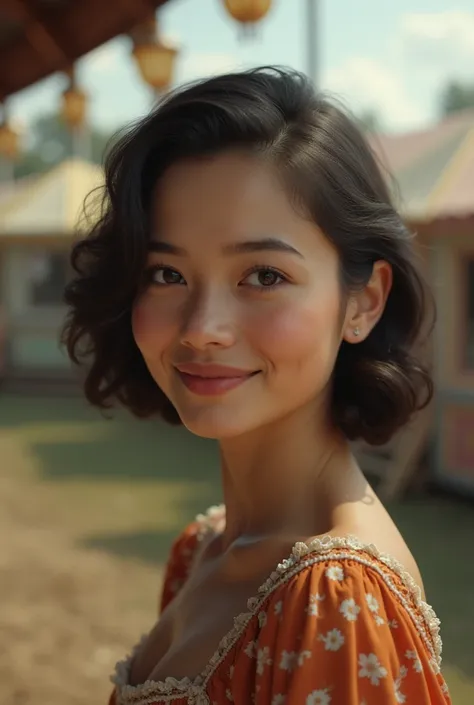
[31,422,220,483]
[0,394,97,427]
[0,392,220,483]
[79,483,222,566]
[82,528,187,567]
[388,495,474,679]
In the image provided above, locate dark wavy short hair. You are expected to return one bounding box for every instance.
[62,66,434,445]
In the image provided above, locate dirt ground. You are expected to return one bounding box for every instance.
[0,430,161,705]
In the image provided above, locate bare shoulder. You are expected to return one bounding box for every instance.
[329,490,425,599]
[330,520,425,599]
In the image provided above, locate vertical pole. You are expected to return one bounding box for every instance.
[71,126,81,159]
[306,0,318,88]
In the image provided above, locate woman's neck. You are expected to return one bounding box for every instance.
[218,402,358,549]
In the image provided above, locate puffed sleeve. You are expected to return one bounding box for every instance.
[244,551,451,705]
[158,521,201,613]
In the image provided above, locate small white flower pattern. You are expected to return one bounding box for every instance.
[274,600,283,617]
[365,594,379,613]
[257,647,272,675]
[279,649,312,671]
[365,593,385,626]
[340,598,361,622]
[358,653,388,686]
[279,650,299,672]
[393,665,408,703]
[306,592,326,617]
[271,696,286,705]
[326,564,345,581]
[319,628,345,652]
[306,689,332,705]
[406,649,423,673]
[258,611,268,628]
[244,640,257,659]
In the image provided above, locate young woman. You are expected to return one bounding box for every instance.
[63,67,450,705]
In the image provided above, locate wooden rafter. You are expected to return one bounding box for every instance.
[0,0,172,101]
[6,0,70,66]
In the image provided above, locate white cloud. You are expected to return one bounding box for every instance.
[398,11,474,80]
[323,10,474,132]
[324,57,426,131]
[401,11,474,55]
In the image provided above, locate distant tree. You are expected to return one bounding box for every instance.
[14,113,116,178]
[358,109,382,134]
[440,80,474,118]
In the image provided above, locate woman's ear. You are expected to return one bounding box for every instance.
[343,261,393,343]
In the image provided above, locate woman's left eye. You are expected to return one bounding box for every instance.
[241,268,286,289]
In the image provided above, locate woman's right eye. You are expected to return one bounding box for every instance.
[147,266,186,286]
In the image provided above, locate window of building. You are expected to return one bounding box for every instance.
[466,258,474,369]
[27,252,69,307]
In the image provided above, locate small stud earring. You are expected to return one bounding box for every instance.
[353,326,360,337]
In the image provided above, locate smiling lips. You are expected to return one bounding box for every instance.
[174,363,258,396]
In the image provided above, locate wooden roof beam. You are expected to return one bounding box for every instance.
[0,0,170,100]
[5,0,70,67]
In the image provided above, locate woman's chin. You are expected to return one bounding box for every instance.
[177,406,255,440]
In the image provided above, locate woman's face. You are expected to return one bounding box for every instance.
[132,151,353,439]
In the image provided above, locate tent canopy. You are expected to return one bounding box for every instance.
[371,109,474,223]
[0,158,103,236]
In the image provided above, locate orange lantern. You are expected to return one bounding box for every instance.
[61,87,87,129]
[131,18,178,93]
[0,120,19,161]
[61,67,87,129]
[222,0,273,25]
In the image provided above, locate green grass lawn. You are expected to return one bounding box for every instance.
[1,394,473,702]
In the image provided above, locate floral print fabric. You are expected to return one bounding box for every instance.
[110,513,451,705]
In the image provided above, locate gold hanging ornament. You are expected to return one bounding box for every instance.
[0,120,19,161]
[221,0,273,37]
[130,17,178,93]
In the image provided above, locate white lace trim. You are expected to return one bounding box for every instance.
[111,504,443,705]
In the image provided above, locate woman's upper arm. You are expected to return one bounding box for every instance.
[240,553,450,705]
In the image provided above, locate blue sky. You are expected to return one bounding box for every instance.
[8,0,474,137]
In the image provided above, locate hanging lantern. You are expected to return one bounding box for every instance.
[0,120,19,161]
[131,18,178,93]
[221,0,272,34]
[61,67,87,129]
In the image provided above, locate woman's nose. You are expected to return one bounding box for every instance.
[179,289,237,350]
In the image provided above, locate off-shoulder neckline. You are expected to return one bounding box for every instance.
[111,504,442,705]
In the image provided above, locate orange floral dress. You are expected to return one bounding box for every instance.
[109,506,451,705]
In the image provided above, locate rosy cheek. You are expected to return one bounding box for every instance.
[249,299,339,363]
[131,296,175,353]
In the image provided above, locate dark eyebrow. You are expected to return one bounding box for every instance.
[147,241,186,255]
[147,237,303,258]
[223,237,304,258]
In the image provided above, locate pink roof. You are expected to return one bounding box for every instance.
[369,109,474,222]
